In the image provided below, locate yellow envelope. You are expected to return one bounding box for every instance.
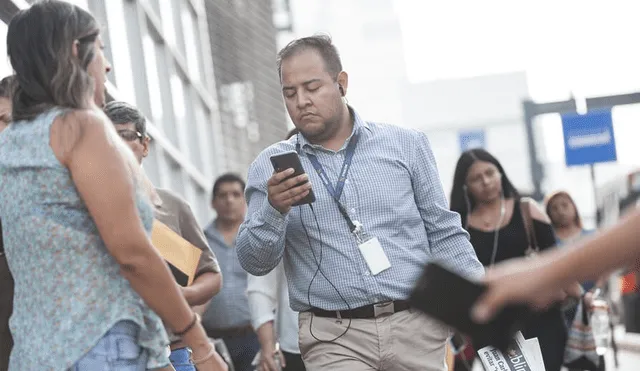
[151,220,202,286]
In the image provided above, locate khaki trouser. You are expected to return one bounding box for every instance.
[298,308,450,371]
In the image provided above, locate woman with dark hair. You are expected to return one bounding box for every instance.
[545,191,589,244]
[546,191,607,320]
[545,191,607,291]
[0,1,225,370]
[449,149,569,371]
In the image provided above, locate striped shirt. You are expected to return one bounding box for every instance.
[236,107,484,311]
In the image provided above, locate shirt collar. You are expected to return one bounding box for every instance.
[298,105,370,153]
[204,219,233,248]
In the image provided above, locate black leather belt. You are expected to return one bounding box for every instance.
[308,300,411,319]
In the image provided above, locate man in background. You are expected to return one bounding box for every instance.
[104,101,222,371]
[202,174,260,371]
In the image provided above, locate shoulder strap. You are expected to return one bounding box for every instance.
[520,197,539,253]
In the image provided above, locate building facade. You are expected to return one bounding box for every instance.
[1,0,287,225]
[204,0,289,176]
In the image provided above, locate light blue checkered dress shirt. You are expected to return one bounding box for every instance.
[236,108,484,311]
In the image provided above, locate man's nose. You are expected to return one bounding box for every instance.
[296,91,311,109]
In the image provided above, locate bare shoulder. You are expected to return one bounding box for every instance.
[521,197,551,223]
[50,108,110,164]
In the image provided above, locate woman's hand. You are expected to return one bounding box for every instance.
[472,255,568,323]
[191,342,228,371]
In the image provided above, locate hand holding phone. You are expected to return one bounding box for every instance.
[409,263,532,352]
[268,151,316,214]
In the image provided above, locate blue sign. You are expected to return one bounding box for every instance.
[459,130,486,153]
[561,109,617,166]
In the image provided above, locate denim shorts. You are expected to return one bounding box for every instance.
[169,347,196,371]
[69,320,148,371]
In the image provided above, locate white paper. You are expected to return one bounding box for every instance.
[477,331,545,371]
[524,338,545,371]
[358,237,391,275]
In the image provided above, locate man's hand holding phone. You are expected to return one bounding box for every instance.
[267,169,312,214]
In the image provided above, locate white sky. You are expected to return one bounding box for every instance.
[394,0,640,102]
[393,0,640,220]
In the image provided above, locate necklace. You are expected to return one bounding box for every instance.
[475,200,507,230]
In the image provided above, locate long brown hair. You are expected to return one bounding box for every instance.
[7,0,100,122]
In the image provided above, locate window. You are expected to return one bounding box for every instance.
[142,34,163,121]
[193,183,211,226]
[143,140,162,186]
[170,0,187,56]
[181,7,201,81]
[170,74,186,122]
[147,0,161,18]
[159,0,177,47]
[191,96,209,173]
[104,0,136,103]
[0,23,12,78]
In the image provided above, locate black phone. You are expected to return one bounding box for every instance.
[409,263,531,352]
[270,151,316,207]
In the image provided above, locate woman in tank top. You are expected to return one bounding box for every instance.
[449,149,578,371]
[0,2,225,370]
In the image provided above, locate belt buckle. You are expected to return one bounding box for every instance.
[373,301,395,317]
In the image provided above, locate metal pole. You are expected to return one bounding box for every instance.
[590,164,598,227]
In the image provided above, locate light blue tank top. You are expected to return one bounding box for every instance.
[0,108,169,370]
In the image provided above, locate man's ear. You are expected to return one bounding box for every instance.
[336,71,349,96]
[142,135,151,158]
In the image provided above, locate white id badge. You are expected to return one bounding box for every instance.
[358,237,391,275]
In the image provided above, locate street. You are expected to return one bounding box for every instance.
[604,349,640,371]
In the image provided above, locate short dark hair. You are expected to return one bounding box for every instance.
[103,101,147,136]
[212,173,246,201]
[0,76,16,99]
[277,34,342,80]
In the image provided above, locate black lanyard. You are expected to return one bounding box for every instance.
[305,132,360,233]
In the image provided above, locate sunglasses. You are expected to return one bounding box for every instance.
[117,129,144,142]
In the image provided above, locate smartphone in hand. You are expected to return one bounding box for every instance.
[409,263,532,352]
[270,151,316,207]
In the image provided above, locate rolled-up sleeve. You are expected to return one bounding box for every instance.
[410,131,484,280]
[236,158,288,276]
[247,270,279,331]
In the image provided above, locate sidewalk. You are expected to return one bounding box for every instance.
[614,326,640,353]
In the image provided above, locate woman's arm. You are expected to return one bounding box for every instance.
[474,208,640,323]
[51,110,213,353]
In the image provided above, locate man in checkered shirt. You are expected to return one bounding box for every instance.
[236,34,483,371]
